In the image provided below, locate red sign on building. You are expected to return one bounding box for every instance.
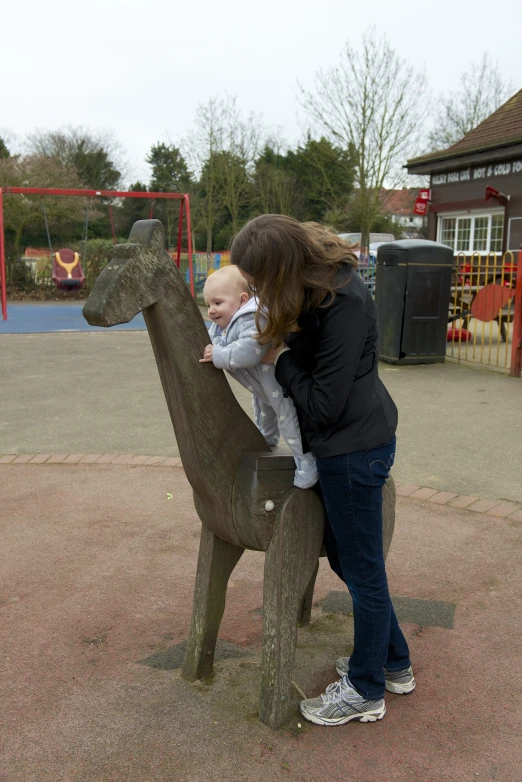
[418,189,431,201]
[485,186,500,200]
[413,197,428,215]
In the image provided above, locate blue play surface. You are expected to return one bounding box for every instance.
[0,304,146,334]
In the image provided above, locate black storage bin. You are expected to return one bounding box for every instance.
[375,239,454,364]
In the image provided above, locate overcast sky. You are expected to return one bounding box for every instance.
[3,0,521,184]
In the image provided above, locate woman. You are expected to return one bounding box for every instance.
[230,214,415,727]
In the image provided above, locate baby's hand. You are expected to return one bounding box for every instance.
[200,344,214,363]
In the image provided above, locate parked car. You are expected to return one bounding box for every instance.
[368,241,387,264]
[338,232,395,248]
[338,233,395,266]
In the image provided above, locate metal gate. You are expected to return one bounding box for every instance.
[447,250,521,374]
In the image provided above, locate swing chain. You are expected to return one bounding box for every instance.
[41,198,54,258]
[81,199,89,263]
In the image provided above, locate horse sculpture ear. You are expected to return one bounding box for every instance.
[128,219,166,254]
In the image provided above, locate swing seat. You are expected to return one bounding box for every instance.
[52,249,86,291]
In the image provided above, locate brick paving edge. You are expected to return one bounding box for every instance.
[2,454,521,522]
[0,453,183,469]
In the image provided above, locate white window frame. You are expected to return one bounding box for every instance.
[436,208,504,255]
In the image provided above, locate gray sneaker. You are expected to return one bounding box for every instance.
[335,657,416,694]
[299,676,386,726]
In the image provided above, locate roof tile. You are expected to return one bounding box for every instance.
[409,89,522,167]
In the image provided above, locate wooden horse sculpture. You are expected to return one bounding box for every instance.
[83,220,396,728]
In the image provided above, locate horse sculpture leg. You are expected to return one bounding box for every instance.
[182,524,244,681]
[259,489,324,728]
[297,560,320,626]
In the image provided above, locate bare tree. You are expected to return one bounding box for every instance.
[26,126,127,188]
[299,29,428,248]
[428,54,513,151]
[255,163,300,217]
[183,96,264,249]
[253,134,302,217]
[183,97,227,252]
[215,97,263,234]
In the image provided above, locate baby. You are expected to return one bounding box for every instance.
[200,265,317,490]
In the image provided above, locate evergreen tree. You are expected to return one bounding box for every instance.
[287,135,356,223]
[72,142,120,190]
[146,143,193,247]
[147,143,192,193]
[117,182,151,237]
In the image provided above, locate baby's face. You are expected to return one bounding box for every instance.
[204,279,244,329]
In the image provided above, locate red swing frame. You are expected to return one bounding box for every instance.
[0,187,194,320]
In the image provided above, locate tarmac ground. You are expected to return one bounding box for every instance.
[2,328,521,503]
[1,463,521,782]
[1,312,522,781]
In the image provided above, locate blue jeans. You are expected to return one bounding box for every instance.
[316,437,411,700]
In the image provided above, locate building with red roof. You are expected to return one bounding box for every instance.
[379,188,425,236]
[406,89,522,256]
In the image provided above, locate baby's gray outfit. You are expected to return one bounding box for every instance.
[208,297,317,489]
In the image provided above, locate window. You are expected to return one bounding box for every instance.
[456,218,471,251]
[473,217,488,252]
[440,217,456,247]
[438,212,504,254]
[491,214,503,253]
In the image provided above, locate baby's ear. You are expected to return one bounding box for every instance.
[239,292,249,305]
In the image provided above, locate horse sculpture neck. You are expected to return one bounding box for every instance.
[83,220,269,545]
[143,279,269,541]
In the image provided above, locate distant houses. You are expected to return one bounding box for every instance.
[379,189,425,237]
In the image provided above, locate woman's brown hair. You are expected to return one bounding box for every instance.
[230,214,358,345]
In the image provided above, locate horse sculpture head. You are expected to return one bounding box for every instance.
[82,220,175,327]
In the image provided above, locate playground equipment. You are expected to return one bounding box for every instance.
[82,220,397,728]
[40,196,86,290]
[447,327,472,342]
[52,250,85,290]
[0,187,193,320]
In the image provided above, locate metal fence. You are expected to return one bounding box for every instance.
[358,250,520,375]
[6,243,113,295]
[5,249,232,299]
[6,246,521,376]
[447,251,519,372]
[180,252,378,305]
[175,251,231,302]
[357,258,376,297]
[5,258,53,290]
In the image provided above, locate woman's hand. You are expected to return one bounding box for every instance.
[261,346,279,364]
[261,344,289,364]
[199,344,214,363]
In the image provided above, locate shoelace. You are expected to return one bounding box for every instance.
[320,677,359,705]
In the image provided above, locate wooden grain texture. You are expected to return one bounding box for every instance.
[232,451,295,551]
[297,559,320,626]
[259,487,324,727]
[83,220,270,547]
[182,525,244,681]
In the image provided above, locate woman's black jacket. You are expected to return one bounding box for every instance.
[274,266,397,458]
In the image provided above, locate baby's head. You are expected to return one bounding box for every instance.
[203,265,252,329]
